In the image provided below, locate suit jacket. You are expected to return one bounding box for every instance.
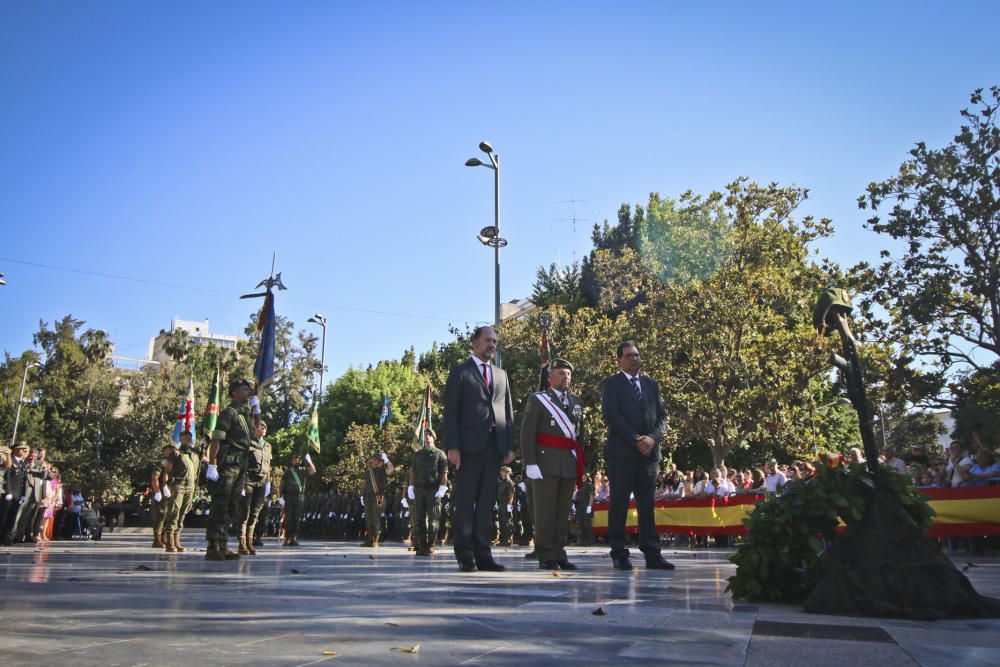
[444,357,514,457]
[601,372,668,461]
[4,457,30,499]
[521,389,585,480]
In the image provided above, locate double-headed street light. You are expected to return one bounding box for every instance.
[10,360,41,448]
[307,313,327,404]
[465,140,505,333]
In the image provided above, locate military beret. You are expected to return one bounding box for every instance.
[551,358,574,372]
[501,465,512,473]
[229,378,253,392]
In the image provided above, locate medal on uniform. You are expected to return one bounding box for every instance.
[550,419,556,426]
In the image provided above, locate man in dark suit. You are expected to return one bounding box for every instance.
[2,441,31,545]
[444,326,515,572]
[600,340,674,571]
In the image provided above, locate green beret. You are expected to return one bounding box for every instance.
[229,378,253,392]
[551,358,574,372]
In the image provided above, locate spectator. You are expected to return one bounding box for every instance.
[749,468,766,491]
[945,441,974,487]
[883,447,907,474]
[848,447,865,465]
[966,449,1000,486]
[917,470,939,488]
[764,460,786,493]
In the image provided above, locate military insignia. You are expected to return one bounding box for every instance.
[550,419,556,426]
[572,404,583,420]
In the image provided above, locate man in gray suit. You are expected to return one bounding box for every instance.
[443,326,515,572]
[600,340,674,571]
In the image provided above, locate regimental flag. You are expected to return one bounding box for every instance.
[413,382,433,450]
[172,376,196,444]
[538,329,552,391]
[203,366,221,440]
[379,395,392,428]
[306,400,321,453]
[253,292,277,391]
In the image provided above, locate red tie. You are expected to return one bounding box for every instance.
[482,363,492,392]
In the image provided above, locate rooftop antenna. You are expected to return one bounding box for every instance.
[554,197,592,264]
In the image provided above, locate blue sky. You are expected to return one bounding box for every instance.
[2,1,998,379]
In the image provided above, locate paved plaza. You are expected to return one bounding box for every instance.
[1,533,999,666]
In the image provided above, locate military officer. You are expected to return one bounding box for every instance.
[496,466,515,546]
[407,430,448,556]
[361,452,395,547]
[574,474,595,546]
[204,378,256,561]
[150,443,173,548]
[279,450,316,546]
[161,431,200,552]
[239,422,272,554]
[521,358,586,570]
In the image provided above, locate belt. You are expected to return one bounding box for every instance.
[535,433,585,489]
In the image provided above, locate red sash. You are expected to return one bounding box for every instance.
[535,432,585,489]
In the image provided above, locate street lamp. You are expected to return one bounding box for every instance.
[307,314,327,404]
[465,140,505,334]
[10,361,40,448]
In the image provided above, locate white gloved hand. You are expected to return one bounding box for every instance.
[506,504,513,512]
[407,485,415,500]
[162,485,171,498]
[518,482,527,493]
[525,464,543,480]
[401,498,409,509]
[278,497,285,507]
[154,492,162,503]
[586,506,592,514]
[206,464,219,482]
[380,452,390,465]
[435,485,447,498]
[249,395,261,415]
[304,453,312,465]
[360,497,365,507]
[5,494,12,501]
[241,488,246,497]
[264,482,271,496]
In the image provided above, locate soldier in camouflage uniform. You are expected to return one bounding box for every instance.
[496,465,515,546]
[162,431,201,553]
[407,430,448,556]
[279,451,316,546]
[150,444,173,548]
[238,422,272,555]
[204,379,256,561]
[362,453,394,547]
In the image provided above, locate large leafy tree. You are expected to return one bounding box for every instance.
[855,86,1000,408]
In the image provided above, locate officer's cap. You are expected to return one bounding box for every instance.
[551,358,574,372]
[12,441,28,451]
[229,378,253,392]
[501,465,512,473]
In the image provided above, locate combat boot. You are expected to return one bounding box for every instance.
[244,534,257,555]
[410,534,422,555]
[152,531,164,548]
[173,532,187,553]
[221,538,241,560]
[289,534,300,547]
[426,536,437,555]
[205,539,225,561]
[164,532,178,553]
[238,535,250,555]
[252,535,264,547]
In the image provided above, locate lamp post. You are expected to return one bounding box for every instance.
[466,141,506,332]
[307,313,327,404]
[10,361,40,448]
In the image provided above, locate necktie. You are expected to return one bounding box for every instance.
[631,376,642,400]
[482,363,492,392]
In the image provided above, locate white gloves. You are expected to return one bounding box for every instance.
[304,453,312,465]
[162,485,171,498]
[586,506,592,514]
[206,464,219,482]
[525,464,543,480]
[435,485,447,498]
[154,492,162,502]
[240,488,246,497]
[249,395,261,415]
[506,504,513,512]
[407,485,415,500]
[401,499,409,509]
[380,452,390,465]
[278,497,285,507]
[5,494,12,501]
[264,482,271,496]
[518,482,527,493]
[360,497,364,507]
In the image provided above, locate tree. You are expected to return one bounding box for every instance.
[855,86,1000,408]
[530,262,587,310]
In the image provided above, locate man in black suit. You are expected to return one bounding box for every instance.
[2,441,31,545]
[600,340,674,571]
[443,326,515,572]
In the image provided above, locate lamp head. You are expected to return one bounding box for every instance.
[465,157,486,167]
[478,141,493,154]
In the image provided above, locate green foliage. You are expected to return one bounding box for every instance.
[726,464,935,602]
[636,191,732,286]
[950,363,1000,449]
[530,262,587,310]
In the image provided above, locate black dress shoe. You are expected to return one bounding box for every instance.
[458,561,477,572]
[645,555,676,570]
[476,559,506,572]
[612,554,633,571]
[523,550,537,559]
[539,560,559,569]
[556,559,578,571]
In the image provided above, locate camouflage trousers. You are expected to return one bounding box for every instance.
[205,449,248,542]
[364,494,383,540]
[163,484,194,533]
[410,486,441,547]
[240,481,268,537]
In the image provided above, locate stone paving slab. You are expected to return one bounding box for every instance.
[1,534,999,666]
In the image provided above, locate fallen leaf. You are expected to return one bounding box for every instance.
[592,607,607,616]
[135,565,152,571]
[551,571,560,577]
[368,555,375,560]
[322,650,337,656]
[391,645,420,654]
[384,622,399,627]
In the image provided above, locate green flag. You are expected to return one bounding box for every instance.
[203,366,221,440]
[412,382,432,451]
[307,401,321,453]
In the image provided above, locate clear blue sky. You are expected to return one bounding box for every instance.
[2,1,998,379]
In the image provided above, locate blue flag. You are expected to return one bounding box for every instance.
[379,395,392,427]
[254,292,276,390]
